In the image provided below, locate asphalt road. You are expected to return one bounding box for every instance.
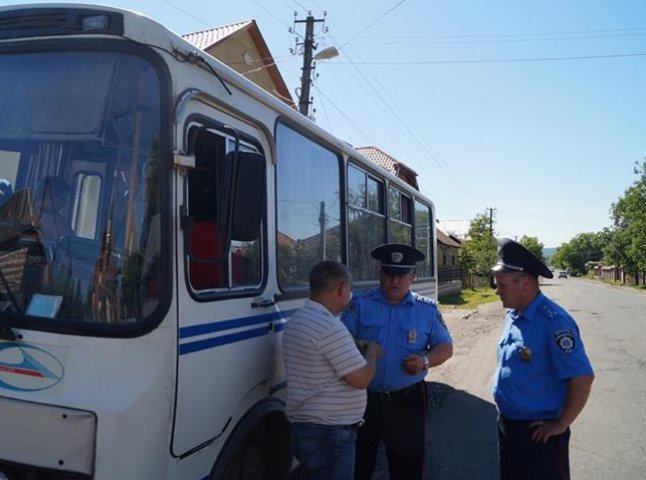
[372,277,646,479]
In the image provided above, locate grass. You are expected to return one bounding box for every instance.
[595,276,646,293]
[439,287,499,310]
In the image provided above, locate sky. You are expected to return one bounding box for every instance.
[9,0,646,247]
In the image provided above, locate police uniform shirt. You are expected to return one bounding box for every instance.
[342,287,452,392]
[493,291,594,420]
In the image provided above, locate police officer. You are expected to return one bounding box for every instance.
[491,238,594,480]
[342,243,453,480]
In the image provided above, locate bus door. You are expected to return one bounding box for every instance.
[172,106,276,457]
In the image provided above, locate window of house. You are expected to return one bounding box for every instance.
[276,123,341,289]
[347,163,385,281]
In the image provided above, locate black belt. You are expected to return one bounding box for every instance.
[369,382,422,403]
[291,421,364,430]
[499,415,556,425]
[339,420,364,430]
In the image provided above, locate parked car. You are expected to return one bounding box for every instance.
[558,271,568,279]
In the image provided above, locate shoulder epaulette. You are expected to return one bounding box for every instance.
[413,293,438,306]
[539,302,559,320]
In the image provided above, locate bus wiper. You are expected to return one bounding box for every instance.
[0,316,17,341]
[0,265,18,341]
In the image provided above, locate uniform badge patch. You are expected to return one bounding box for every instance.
[407,329,418,343]
[554,329,576,353]
[518,346,532,362]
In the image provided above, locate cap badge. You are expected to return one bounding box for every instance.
[391,252,404,263]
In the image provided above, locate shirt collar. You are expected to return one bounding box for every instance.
[303,299,334,317]
[375,288,414,305]
[511,290,544,321]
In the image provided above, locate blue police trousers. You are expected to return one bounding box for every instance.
[497,415,571,480]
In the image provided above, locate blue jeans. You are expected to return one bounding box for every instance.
[290,422,358,480]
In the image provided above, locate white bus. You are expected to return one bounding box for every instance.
[0,4,438,479]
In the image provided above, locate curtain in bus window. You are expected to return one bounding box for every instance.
[276,124,341,288]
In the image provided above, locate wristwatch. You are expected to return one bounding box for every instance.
[421,353,430,370]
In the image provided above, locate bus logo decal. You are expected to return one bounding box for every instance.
[0,343,64,391]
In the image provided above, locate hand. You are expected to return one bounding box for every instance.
[355,339,368,355]
[529,420,568,444]
[403,354,424,374]
[365,341,383,359]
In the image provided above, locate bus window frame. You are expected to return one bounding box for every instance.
[273,118,347,299]
[387,184,413,243]
[182,113,268,303]
[346,161,387,283]
[413,198,435,279]
[0,37,173,339]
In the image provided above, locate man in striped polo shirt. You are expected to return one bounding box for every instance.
[284,261,382,480]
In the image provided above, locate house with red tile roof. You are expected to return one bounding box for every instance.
[355,146,419,190]
[183,20,295,108]
[356,145,463,296]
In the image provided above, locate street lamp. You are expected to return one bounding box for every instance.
[313,46,339,61]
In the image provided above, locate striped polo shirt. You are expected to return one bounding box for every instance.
[283,299,368,425]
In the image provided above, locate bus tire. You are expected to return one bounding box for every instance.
[210,410,291,480]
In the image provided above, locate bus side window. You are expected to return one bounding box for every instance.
[187,129,227,290]
[186,126,263,291]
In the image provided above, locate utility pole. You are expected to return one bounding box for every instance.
[319,201,326,260]
[291,12,326,117]
[487,207,496,237]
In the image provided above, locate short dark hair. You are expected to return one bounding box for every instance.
[309,261,351,294]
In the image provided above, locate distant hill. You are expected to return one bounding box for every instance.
[543,247,557,259]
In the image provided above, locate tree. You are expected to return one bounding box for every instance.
[552,231,607,275]
[608,159,646,274]
[458,211,497,277]
[519,236,545,263]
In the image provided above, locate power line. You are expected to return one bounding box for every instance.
[251,0,298,31]
[311,85,378,143]
[352,31,646,46]
[358,25,646,39]
[337,0,408,51]
[161,0,210,28]
[325,33,483,208]
[329,51,646,65]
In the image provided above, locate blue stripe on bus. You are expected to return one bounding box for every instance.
[179,326,270,355]
[179,309,297,339]
[178,308,297,355]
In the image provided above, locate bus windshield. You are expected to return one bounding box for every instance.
[0,49,164,330]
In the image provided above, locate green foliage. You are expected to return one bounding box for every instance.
[607,159,646,273]
[553,231,609,275]
[519,235,545,262]
[439,287,498,309]
[458,211,497,276]
[550,159,646,276]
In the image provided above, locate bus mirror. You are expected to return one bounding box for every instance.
[225,151,265,242]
